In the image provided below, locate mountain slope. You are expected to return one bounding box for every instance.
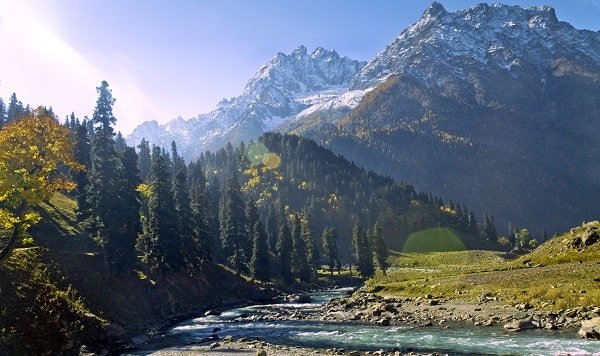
[129,2,600,234]
[127,46,365,160]
[197,133,489,256]
[296,3,600,234]
[0,194,273,354]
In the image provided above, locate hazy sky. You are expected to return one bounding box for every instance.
[1,0,598,134]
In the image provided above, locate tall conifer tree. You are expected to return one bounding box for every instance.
[189,161,213,264]
[322,227,339,275]
[6,93,23,122]
[137,138,151,182]
[171,141,200,269]
[250,220,270,281]
[276,221,293,285]
[302,214,318,277]
[142,147,182,272]
[352,221,374,278]
[85,81,137,272]
[370,222,388,275]
[219,176,247,273]
[0,97,6,127]
[291,214,310,283]
[72,117,91,221]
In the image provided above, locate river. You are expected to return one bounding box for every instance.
[134,288,600,355]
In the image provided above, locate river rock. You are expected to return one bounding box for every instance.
[204,309,221,316]
[503,319,536,331]
[579,317,600,339]
[209,342,220,349]
[222,335,233,342]
[379,317,391,326]
[256,351,267,356]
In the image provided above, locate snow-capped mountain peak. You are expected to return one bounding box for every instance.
[128,2,600,162]
[127,46,365,159]
[351,3,600,89]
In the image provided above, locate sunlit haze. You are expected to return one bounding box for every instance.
[1,0,598,134]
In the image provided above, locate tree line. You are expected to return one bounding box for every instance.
[2,81,525,285]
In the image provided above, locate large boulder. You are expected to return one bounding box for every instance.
[503,319,536,331]
[579,317,600,339]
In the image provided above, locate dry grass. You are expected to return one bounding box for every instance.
[367,222,600,311]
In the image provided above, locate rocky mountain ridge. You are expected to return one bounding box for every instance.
[127,46,365,159]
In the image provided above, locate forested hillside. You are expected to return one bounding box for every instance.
[0,81,495,354]
[193,132,495,259]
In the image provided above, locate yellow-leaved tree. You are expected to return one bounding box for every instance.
[0,107,82,263]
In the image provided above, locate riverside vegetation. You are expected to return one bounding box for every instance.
[0,82,598,355]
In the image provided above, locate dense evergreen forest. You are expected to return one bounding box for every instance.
[0,81,563,354]
[0,81,518,287]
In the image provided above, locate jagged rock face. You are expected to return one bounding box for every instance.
[127,46,365,159]
[306,3,600,234]
[352,2,600,90]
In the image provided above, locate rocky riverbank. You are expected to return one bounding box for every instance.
[144,336,444,356]
[314,292,600,339]
[221,290,600,340]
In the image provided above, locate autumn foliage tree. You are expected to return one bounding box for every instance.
[0,108,82,264]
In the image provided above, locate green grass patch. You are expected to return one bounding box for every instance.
[365,222,600,311]
[403,227,467,252]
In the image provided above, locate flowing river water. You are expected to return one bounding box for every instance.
[135,288,600,355]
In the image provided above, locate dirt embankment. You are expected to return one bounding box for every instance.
[0,247,276,355]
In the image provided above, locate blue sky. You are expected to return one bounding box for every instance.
[1,0,598,134]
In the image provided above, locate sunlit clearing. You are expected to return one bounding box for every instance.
[246,142,281,169]
[403,227,466,253]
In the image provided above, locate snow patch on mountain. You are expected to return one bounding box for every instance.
[352,2,600,90]
[128,2,600,160]
[127,46,365,159]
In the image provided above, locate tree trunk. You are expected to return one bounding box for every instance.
[0,223,21,265]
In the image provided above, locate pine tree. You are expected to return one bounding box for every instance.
[352,221,374,278]
[302,214,318,278]
[265,203,278,253]
[189,160,213,264]
[171,141,200,270]
[137,138,151,182]
[6,93,24,122]
[467,210,478,234]
[0,97,6,127]
[115,132,127,153]
[291,214,310,283]
[276,221,293,285]
[207,177,222,260]
[244,198,260,261]
[370,222,388,275]
[322,227,339,275]
[72,117,91,221]
[482,212,497,242]
[141,147,182,272]
[219,176,247,273]
[111,147,141,270]
[85,81,137,272]
[250,220,270,281]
